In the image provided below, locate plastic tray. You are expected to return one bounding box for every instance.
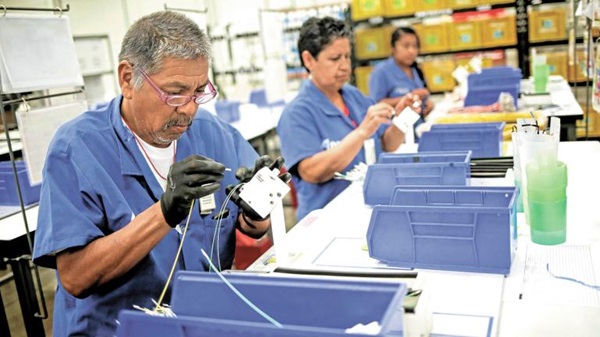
[116,310,392,337]
[367,186,518,274]
[0,161,41,206]
[418,122,505,158]
[464,67,522,106]
[363,151,471,206]
[115,272,408,337]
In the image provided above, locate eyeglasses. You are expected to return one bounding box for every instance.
[138,68,217,107]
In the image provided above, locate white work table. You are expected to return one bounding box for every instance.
[248,141,600,337]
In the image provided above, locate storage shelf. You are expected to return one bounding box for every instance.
[350,2,515,26]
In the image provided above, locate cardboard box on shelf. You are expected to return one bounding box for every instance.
[354,65,374,95]
[351,0,385,21]
[529,7,567,43]
[354,26,394,60]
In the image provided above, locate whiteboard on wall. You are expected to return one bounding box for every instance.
[0,14,84,93]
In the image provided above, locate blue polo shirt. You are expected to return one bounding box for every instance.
[369,57,426,101]
[33,96,258,336]
[277,80,385,221]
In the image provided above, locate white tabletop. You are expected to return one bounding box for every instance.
[0,204,38,241]
[229,104,284,141]
[520,76,583,118]
[249,140,600,337]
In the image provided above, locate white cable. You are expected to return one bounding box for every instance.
[200,249,283,328]
[210,183,244,272]
[154,199,195,312]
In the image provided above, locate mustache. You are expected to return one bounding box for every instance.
[164,115,193,129]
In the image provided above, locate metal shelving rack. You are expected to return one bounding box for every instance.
[0,4,84,337]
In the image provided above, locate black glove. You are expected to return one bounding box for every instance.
[226,156,292,222]
[160,155,226,227]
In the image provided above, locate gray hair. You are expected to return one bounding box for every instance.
[118,11,212,89]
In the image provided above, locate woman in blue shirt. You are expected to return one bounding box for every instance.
[277,17,419,221]
[369,27,434,126]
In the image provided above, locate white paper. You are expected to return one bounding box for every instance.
[313,237,412,270]
[520,244,600,307]
[0,14,84,93]
[16,101,87,185]
[431,313,492,337]
[270,202,289,266]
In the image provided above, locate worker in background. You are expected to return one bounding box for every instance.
[277,17,420,221]
[32,11,289,337]
[369,27,434,138]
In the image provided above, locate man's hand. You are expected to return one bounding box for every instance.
[160,155,225,227]
[226,156,291,221]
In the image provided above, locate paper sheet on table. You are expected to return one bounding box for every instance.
[16,101,87,185]
[0,14,83,93]
[431,313,492,337]
[519,244,600,307]
[312,237,411,270]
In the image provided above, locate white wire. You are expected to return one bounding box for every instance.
[200,249,283,328]
[210,183,243,272]
[154,199,195,311]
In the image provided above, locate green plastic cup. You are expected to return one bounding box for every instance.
[526,160,568,188]
[533,64,550,93]
[528,198,567,245]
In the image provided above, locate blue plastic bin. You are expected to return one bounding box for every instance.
[0,161,41,206]
[418,122,505,158]
[249,89,284,108]
[215,100,241,123]
[116,311,390,337]
[464,67,522,107]
[363,151,471,205]
[367,186,518,274]
[131,272,407,337]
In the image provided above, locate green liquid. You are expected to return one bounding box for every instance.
[528,198,566,245]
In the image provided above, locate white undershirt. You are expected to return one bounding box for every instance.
[133,134,175,191]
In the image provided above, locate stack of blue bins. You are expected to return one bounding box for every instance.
[464,66,522,107]
[366,186,518,275]
[116,272,408,337]
[215,100,241,123]
[363,151,472,206]
[418,122,505,158]
[0,161,41,206]
[363,151,518,275]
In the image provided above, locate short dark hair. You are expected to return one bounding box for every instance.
[297,17,352,73]
[119,11,212,90]
[391,26,420,49]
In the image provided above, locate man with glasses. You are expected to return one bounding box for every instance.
[32,11,288,337]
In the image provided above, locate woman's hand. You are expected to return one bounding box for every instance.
[393,93,422,116]
[356,102,395,139]
[412,88,430,99]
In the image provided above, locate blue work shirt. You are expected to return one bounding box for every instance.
[32,96,258,337]
[277,80,385,221]
[369,57,426,101]
[369,57,428,138]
